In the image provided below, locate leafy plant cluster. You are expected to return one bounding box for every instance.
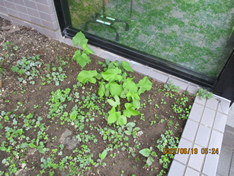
[171,95,192,120]
[0,103,56,176]
[164,80,179,92]
[76,62,152,126]
[47,88,71,119]
[139,147,157,168]
[42,66,67,86]
[72,32,94,69]
[195,88,213,100]
[70,33,152,126]
[11,55,42,85]
[0,31,195,176]
[156,130,179,173]
[1,41,18,60]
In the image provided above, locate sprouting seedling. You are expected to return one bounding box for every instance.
[164,80,180,92]
[124,122,140,138]
[195,88,213,100]
[95,149,108,167]
[139,147,157,167]
[72,31,94,69]
[107,95,120,109]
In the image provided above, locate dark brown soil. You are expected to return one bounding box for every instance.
[0,17,194,176]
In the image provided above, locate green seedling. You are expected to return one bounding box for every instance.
[196,88,213,100]
[95,149,108,167]
[139,147,157,167]
[72,31,94,68]
[164,80,180,92]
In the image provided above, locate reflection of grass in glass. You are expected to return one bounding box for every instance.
[69,0,234,77]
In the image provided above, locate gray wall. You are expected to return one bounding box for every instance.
[0,0,61,39]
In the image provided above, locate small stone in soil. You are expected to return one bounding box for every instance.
[59,128,72,143]
[64,136,79,150]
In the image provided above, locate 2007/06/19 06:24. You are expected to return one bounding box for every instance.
[163,148,219,155]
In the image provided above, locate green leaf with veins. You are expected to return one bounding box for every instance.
[107,95,120,107]
[121,61,133,72]
[70,111,77,121]
[11,66,19,72]
[101,68,122,82]
[72,50,91,68]
[124,130,131,135]
[77,70,98,84]
[127,92,140,108]
[123,103,140,117]
[146,157,153,166]
[38,145,49,154]
[123,78,138,93]
[151,151,157,157]
[82,43,95,55]
[99,149,108,160]
[98,82,105,98]
[29,143,37,148]
[126,122,135,129]
[72,31,88,47]
[108,107,120,124]
[139,148,151,157]
[108,82,123,96]
[117,115,127,126]
[137,76,152,95]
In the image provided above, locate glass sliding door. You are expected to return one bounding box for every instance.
[67,0,234,79]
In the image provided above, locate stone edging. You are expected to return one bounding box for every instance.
[58,37,231,176]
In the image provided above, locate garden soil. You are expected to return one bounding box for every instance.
[0,17,194,176]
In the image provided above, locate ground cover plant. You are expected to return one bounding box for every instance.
[0,18,196,176]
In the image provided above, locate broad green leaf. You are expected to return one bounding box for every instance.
[133,127,140,132]
[146,157,153,166]
[99,149,108,160]
[11,66,19,72]
[101,68,122,82]
[98,82,105,98]
[72,50,91,68]
[124,130,131,135]
[38,145,49,154]
[126,122,135,128]
[121,61,133,72]
[123,78,138,93]
[107,107,120,124]
[139,148,151,157]
[117,115,127,126]
[126,92,140,108]
[82,43,95,55]
[72,31,88,47]
[64,88,71,95]
[151,151,157,157]
[70,111,77,121]
[107,95,120,107]
[109,82,123,96]
[20,143,28,148]
[77,70,98,84]
[120,88,128,99]
[137,76,152,95]
[29,143,37,148]
[122,71,127,81]
[123,103,140,117]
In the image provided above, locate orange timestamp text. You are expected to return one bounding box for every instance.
[163,148,219,155]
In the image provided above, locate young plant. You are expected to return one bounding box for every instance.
[196,88,213,100]
[164,80,180,92]
[95,149,108,167]
[139,147,157,167]
[124,122,140,138]
[72,32,94,68]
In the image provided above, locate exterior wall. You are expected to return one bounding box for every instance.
[0,0,61,39]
